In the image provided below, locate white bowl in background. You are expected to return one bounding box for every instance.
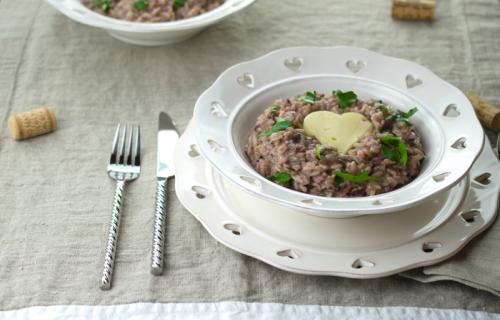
[45,0,256,46]
[193,46,485,217]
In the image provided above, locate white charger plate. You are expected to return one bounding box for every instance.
[193,47,485,216]
[176,121,499,278]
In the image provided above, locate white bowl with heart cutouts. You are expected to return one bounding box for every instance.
[192,46,484,217]
[45,0,256,46]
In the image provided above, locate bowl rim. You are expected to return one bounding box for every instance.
[44,0,256,32]
[193,46,485,215]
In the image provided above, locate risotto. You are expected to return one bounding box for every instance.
[245,90,426,197]
[83,0,224,23]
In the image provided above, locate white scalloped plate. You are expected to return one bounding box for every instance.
[193,47,485,217]
[45,0,255,45]
[177,121,499,278]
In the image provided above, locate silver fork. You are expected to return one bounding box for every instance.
[100,124,141,290]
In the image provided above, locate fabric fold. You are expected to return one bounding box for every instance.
[402,211,500,296]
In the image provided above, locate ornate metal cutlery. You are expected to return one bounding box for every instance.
[151,112,179,275]
[100,124,141,290]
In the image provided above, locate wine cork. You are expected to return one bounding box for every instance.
[466,92,500,132]
[392,0,435,21]
[8,107,57,140]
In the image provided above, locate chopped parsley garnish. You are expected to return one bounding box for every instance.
[334,90,358,109]
[133,0,148,11]
[386,107,418,125]
[270,104,279,116]
[380,134,408,166]
[315,146,322,159]
[400,107,418,118]
[334,175,344,188]
[173,0,187,10]
[260,117,294,137]
[377,105,389,114]
[298,91,316,104]
[333,171,378,188]
[268,172,293,186]
[97,0,112,11]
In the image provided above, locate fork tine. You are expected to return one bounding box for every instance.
[126,125,133,165]
[134,126,141,166]
[118,125,127,164]
[109,124,121,164]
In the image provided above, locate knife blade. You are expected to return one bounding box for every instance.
[151,112,179,275]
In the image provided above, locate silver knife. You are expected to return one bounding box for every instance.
[151,112,179,275]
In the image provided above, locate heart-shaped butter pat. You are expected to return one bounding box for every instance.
[304,111,373,153]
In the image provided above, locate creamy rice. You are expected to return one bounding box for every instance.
[83,0,224,22]
[245,91,425,197]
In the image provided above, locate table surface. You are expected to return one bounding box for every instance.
[0,0,499,314]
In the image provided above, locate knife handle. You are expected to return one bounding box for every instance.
[151,178,168,275]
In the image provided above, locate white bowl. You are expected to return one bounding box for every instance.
[45,0,256,46]
[176,122,500,276]
[193,47,485,217]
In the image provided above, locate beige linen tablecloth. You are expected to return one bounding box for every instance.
[0,0,499,315]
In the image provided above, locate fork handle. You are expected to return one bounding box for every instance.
[151,178,168,275]
[100,180,125,290]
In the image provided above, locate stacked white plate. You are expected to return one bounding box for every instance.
[175,47,499,277]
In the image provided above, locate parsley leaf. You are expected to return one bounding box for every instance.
[298,91,316,104]
[380,134,402,145]
[381,145,400,163]
[400,107,418,118]
[386,107,418,125]
[100,0,112,11]
[260,117,294,137]
[270,104,279,116]
[268,172,293,186]
[315,146,322,159]
[380,134,408,166]
[333,171,378,187]
[173,0,187,11]
[334,175,344,188]
[377,105,389,114]
[334,90,358,109]
[133,0,148,11]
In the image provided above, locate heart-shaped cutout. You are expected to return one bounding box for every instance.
[210,101,227,118]
[351,258,375,269]
[473,172,491,185]
[207,139,225,153]
[276,249,299,259]
[345,59,366,73]
[304,111,373,154]
[432,172,450,182]
[223,223,242,235]
[239,175,261,188]
[191,185,210,199]
[451,137,466,149]
[237,73,255,88]
[284,57,303,71]
[422,242,442,253]
[405,74,423,89]
[443,104,460,117]
[460,209,480,224]
[188,144,199,157]
[301,198,322,206]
